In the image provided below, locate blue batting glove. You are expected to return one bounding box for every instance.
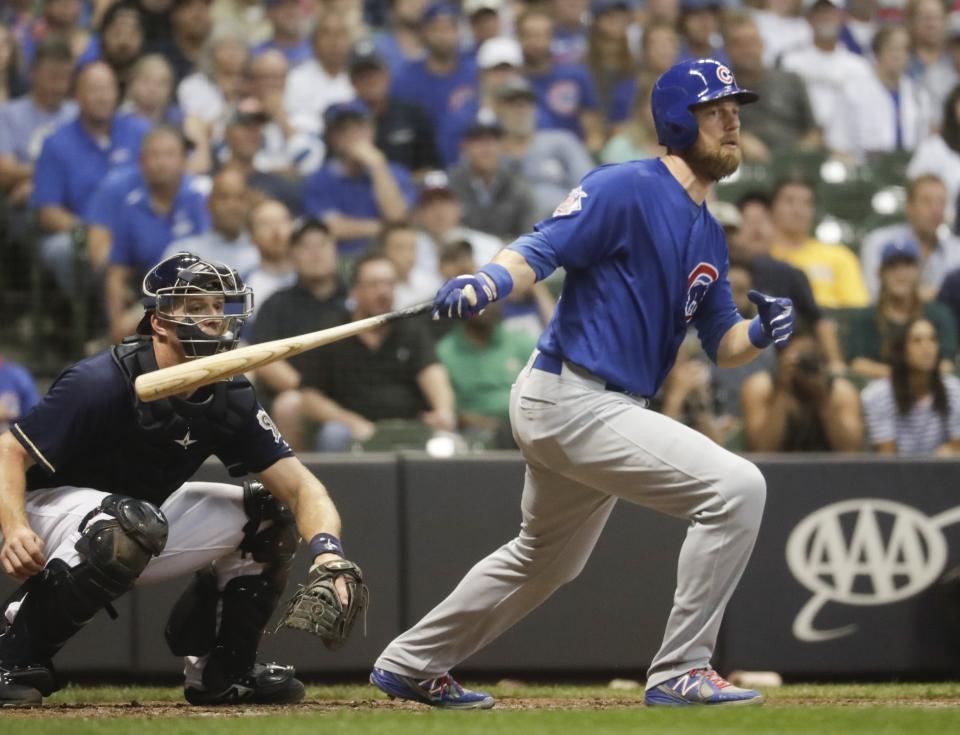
[432,273,495,319]
[747,289,794,348]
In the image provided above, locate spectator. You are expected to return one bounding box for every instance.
[283,10,355,135]
[601,75,661,163]
[0,353,40,435]
[390,3,478,134]
[165,168,259,275]
[495,77,593,221]
[465,0,504,51]
[146,0,214,85]
[607,22,679,129]
[676,0,729,66]
[374,0,427,73]
[0,40,76,210]
[447,111,538,240]
[0,24,26,103]
[252,217,348,449]
[908,84,960,207]
[861,174,960,301]
[752,0,813,68]
[245,51,323,176]
[656,336,727,445]
[552,0,590,65]
[586,0,637,122]
[16,0,93,65]
[643,0,680,26]
[518,8,605,154]
[741,329,864,451]
[299,251,456,451]
[137,0,175,47]
[177,33,249,126]
[245,197,297,316]
[216,96,305,215]
[210,0,271,44]
[412,170,505,283]
[437,35,524,166]
[846,240,957,380]
[769,178,871,308]
[438,301,537,447]
[840,0,880,57]
[923,15,960,124]
[304,101,415,257]
[31,61,150,298]
[723,11,821,163]
[381,221,440,307]
[348,41,439,175]
[862,317,960,454]
[78,2,145,89]
[251,0,310,67]
[906,0,950,82]
[106,125,210,341]
[780,0,873,156]
[848,24,934,160]
[120,54,183,127]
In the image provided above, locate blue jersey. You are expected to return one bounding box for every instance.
[389,54,478,133]
[510,159,742,398]
[12,343,292,506]
[526,63,599,138]
[0,357,39,435]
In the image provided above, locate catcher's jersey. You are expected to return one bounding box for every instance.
[12,344,292,506]
[509,159,741,398]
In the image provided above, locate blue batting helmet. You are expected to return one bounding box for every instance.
[651,58,758,150]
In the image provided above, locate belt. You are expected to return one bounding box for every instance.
[532,352,648,402]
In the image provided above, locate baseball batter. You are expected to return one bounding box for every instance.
[0,254,365,707]
[370,59,795,708]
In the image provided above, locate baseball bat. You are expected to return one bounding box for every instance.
[134,300,434,402]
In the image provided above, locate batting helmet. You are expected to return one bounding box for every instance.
[651,58,758,150]
[137,252,254,358]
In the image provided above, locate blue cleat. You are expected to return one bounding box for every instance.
[370,667,495,709]
[644,668,764,707]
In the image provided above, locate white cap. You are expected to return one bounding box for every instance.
[464,0,503,15]
[802,0,846,11]
[477,36,523,70]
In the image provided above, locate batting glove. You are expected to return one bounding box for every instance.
[432,274,495,319]
[747,289,794,348]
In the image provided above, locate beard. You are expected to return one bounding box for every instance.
[683,137,742,182]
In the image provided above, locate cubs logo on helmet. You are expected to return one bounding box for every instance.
[684,262,718,322]
[716,64,734,85]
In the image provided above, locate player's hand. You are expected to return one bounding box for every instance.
[0,526,46,582]
[433,273,494,319]
[313,552,350,607]
[747,290,794,348]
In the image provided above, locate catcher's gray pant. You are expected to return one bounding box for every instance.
[3,482,266,686]
[376,352,766,688]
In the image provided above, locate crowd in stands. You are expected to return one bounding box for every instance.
[4,0,960,456]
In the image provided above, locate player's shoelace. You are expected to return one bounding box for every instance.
[421,674,464,700]
[702,669,732,690]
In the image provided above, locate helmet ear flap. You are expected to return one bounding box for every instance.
[652,84,699,150]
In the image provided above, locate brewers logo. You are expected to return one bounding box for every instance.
[684,262,718,322]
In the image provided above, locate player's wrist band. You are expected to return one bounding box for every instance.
[478,264,514,301]
[309,533,344,558]
[748,316,772,349]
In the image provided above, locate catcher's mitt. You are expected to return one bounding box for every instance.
[278,558,369,650]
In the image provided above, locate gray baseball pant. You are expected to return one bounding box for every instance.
[375,352,766,688]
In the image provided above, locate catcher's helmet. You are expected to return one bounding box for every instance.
[137,252,254,358]
[651,58,758,150]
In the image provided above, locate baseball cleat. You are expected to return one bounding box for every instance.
[0,668,44,708]
[184,662,305,705]
[369,667,495,709]
[644,668,764,706]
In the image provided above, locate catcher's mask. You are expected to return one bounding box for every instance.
[137,252,254,358]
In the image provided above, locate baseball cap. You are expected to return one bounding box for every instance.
[227,97,270,126]
[494,76,536,102]
[418,170,457,205]
[348,40,387,75]
[880,240,920,267]
[464,0,503,15]
[462,108,504,139]
[710,200,742,231]
[593,0,633,14]
[801,0,846,11]
[477,36,523,70]
[323,100,371,130]
[422,2,460,24]
[680,0,722,11]
[264,0,297,7]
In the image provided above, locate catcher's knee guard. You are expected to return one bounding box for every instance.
[0,495,167,670]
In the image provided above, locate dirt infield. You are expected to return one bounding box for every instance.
[7,694,960,718]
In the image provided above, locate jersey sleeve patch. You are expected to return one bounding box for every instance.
[552,185,588,217]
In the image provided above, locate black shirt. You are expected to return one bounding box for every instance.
[751,255,821,331]
[375,98,440,173]
[13,344,292,506]
[251,280,348,379]
[303,319,438,421]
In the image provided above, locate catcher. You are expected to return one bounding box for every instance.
[0,253,367,707]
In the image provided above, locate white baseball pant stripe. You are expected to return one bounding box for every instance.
[376,352,766,688]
